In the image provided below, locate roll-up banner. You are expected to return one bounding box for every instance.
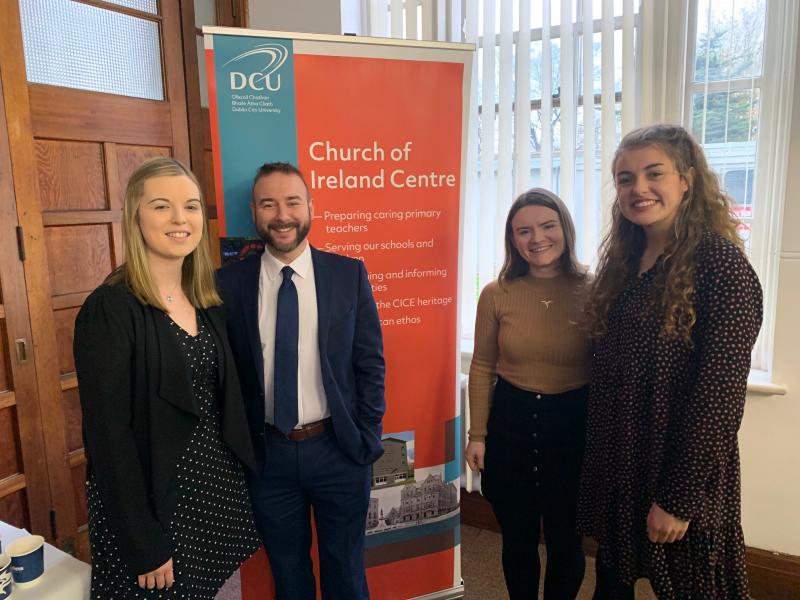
[204,27,472,600]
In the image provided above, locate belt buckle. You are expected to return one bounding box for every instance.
[288,419,323,441]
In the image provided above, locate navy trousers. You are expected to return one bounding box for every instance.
[247,428,372,600]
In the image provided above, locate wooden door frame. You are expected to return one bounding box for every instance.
[0,67,53,541]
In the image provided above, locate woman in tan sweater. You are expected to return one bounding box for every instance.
[466,188,592,599]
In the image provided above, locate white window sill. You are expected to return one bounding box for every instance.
[747,371,787,396]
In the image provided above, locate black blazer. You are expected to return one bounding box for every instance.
[217,247,386,469]
[73,281,255,576]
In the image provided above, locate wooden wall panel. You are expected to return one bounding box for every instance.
[0,322,9,392]
[54,307,79,376]
[62,388,82,454]
[71,465,88,528]
[202,110,220,265]
[208,219,221,269]
[44,225,113,297]
[0,407,21,479]
[115,144,171,198]
[35,140,106,211]
[0,489,28,529]
[29,85,173,147]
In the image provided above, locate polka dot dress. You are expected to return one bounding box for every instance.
[577,232,762,599]
[86,312,260,598]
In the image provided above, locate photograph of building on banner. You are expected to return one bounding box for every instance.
[367,431,459,538]
[205,26,472,600]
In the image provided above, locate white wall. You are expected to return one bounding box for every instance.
[247,0,343,34]
[738,11,800,556]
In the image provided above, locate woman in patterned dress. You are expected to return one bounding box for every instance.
[73,157,260,598]
[578,124,762,599]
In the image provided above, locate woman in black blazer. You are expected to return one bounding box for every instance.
[73,157,259,597]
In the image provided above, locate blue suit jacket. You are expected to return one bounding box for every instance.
[217,246,386,467]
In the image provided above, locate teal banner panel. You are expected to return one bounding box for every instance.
[209,35,298,237]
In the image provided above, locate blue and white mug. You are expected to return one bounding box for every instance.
[0,553,12,599]
[7,535,44,588]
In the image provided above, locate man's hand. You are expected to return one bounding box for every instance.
[138,558,174,590]
[647,503,689,543]
[465,440,486,472]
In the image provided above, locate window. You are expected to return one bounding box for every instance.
[687,0,764,252]
[684,0,797,374]
[362,0,796,380]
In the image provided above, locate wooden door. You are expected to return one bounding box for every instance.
[0,0,200,560]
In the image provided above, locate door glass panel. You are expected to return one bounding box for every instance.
[19,0,164,100]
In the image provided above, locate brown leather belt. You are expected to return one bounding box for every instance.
[266,418,332,441]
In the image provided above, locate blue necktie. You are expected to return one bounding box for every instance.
[273,266,298,434]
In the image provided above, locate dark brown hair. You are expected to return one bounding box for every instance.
[498,187,585,281]
[252,162,309,199]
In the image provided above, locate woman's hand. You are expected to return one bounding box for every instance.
[647,503,689,543]
[465,440,486,472]
[137,558,174,590]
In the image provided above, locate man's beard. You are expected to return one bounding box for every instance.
[258,219,311,254]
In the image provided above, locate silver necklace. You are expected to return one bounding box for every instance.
[165,280,180,303]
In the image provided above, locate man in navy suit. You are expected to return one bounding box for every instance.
[217,162,385,600]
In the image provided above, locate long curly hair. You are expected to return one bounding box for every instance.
[498,187,585,282]
[586,124,742,343]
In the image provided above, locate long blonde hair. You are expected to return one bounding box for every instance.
[106,156,222,310]
[586,124,742,343]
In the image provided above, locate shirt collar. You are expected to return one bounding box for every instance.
[261,242,312,281]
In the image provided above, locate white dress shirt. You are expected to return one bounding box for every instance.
[258,244,329,427]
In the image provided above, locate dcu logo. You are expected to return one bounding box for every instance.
[224,43,288,92]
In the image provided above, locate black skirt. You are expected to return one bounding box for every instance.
[482,377,588,503]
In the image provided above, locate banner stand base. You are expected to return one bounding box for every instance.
[409,583,465,600]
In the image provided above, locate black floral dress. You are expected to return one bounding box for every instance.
[577,232,762,599]
[87,313,260,598]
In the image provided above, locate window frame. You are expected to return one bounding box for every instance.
[681,0,797,380]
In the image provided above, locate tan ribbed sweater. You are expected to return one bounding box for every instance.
[468,273,592,442]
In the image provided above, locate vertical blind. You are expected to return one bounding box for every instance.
[363,0,641,340]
